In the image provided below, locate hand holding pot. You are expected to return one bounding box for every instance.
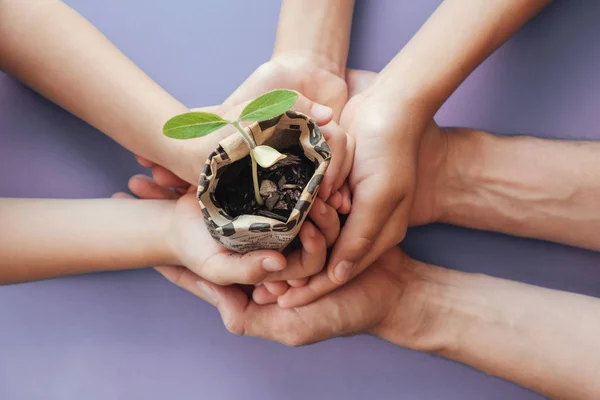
[274,91,430,307]
[120,176,342,288]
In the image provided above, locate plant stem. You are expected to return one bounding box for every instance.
[232,121,263,206]
[250,152,264,206]
[232,121,255,149]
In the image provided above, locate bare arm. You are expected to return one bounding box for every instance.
[370,0,551,113]
[438,129,600,250]
[0,198,175,284]
[380,256,600,399]
[272,0,354,77]
[0,0,194,181]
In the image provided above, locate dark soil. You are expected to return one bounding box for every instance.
[214,146,315,222]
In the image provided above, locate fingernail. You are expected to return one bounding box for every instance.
[311,104,332,122]
[196,281,218,305]
[262,258,284,272]
[334,261,354,282]
[319,200,328,215]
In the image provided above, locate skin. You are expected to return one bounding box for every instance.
[280,0,554,307]
[139,0,357,200]
[0,0,349,286]
[0,188,342,285]
[140,126,600,399]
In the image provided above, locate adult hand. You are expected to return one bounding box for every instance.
[157,246,446,349]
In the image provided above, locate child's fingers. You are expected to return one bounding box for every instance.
[128,175,180,200]
[152,165,190,190]
[263,281,289,296]
[111,192,134,199]
[338,183,352,215]
[287,278,308,287]
[263,221,326,282]
[252,285,279,305]
[327,191,343,211]
[197,249,287,286]
[317,121,347,200]
[309,197,340,247]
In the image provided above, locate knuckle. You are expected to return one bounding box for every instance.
[283,332,308,347]
[222,315,245,336]
[242,266,267,285]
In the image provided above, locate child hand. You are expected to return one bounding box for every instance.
[116,176,338,288]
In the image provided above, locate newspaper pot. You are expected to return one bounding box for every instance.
[197,111,330,253]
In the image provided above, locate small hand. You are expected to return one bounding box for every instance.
[136,68,374,198]
[276,96,449,308]
[115,176,341,287]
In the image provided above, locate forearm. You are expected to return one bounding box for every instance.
[0,199,176,284]
[440,129,600,250]
[272,0,354,76]
[0,0,188,175]
[370,0,549,115]
[382,261,600,399]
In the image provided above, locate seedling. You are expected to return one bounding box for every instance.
[163,89,298,205]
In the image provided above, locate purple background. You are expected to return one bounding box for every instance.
[1,1,599,399]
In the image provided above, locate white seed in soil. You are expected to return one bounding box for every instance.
[259,179,278,198]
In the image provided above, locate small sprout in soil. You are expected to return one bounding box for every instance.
[162,89,298,205]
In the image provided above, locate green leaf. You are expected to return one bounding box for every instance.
[251,146,287,168]
[163,112,228,139]
[239,89,298,122]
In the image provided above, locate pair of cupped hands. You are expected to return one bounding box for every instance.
[115,56,448,345]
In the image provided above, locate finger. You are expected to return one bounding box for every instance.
[308,197,340,247]
[154,265,220,306]
[263,221,326,282]
[152,165,190,189]
[287,278,308,287]
[263,281,289,296]
[135,155,154,168]
[278,202,408,309]
[338,183,352,215]
[252,285,280,305]
[278,269,335,308]
[200,249,287,286]
[327,191,343,211]
[128,175,180,200]
[336,134,355,194]
[154,266,253,337]
[111,192,134,199]
[317,121,347,200]
[327,176,403,285]
[291,92,333,126]
[346,69,378,98]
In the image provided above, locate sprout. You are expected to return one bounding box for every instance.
[163,89,298,205]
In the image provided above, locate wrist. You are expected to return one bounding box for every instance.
[272,0,353,78]
[270,51,345,78]
[369,254,462,354]
[160,200,181,266]
[435,127,490,224]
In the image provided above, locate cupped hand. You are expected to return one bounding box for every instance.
[276,93,450,308]
[157,246,445,350]
[114,175,342,287]
[222,54,348,121]
[137,67,374,197]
